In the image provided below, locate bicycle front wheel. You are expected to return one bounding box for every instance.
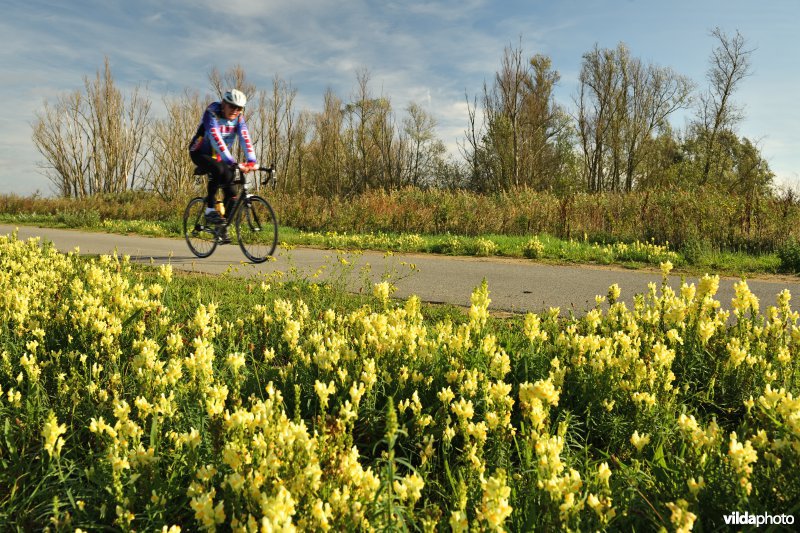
[183,197,218,258]
[235,195,278,263]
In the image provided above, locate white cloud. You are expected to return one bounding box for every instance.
[1,0,798,195]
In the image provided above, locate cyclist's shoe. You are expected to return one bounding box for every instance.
[204,210,225,225]
[218,228,232,245]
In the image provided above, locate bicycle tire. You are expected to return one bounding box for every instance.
[183,197,218,258]
[235,195,278,263]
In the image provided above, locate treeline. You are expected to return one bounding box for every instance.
[33,28,775,203]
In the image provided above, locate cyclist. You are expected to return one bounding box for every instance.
[189,88,258,242]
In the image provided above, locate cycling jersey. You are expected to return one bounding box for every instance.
[189,102,257,165]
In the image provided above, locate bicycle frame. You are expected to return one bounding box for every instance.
[213,165,277,233]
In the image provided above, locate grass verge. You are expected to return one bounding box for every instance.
[0,212,785,277]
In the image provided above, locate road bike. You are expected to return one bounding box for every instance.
[183,165,278,263]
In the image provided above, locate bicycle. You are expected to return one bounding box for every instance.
[183,164,279,263]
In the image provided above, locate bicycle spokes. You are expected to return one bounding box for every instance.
[235,196,277,262]
[246,202,262,231]
[183,197,218,258]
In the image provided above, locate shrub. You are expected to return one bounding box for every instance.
[435,234,465,255]
[778,238,800,273]
[472,237,498,257]
[523,236,545,259]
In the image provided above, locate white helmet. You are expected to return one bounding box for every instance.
[223,88,247,108]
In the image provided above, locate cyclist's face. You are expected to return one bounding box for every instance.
[222,101,243,120]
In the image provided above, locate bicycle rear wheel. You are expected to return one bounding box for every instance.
[183,197,218,258]
[235,195,278,263]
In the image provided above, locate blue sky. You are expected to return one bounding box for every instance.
[2,0,798,196]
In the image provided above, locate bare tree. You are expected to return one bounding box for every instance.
[286,110,311,193]
[372,94,399,190]
[307,89,347,195]
[621,61,693,190]
[488,42,528,189]
[32,58,151,197]
[403,102,445,188]
[250,76,298,191]
[342,69,387,193]
[33,92,89,197]
[698,28,753,184]
[144,90,205,200]
[576,45,623,192]
[208,64,257,102]
[460,91,485,187]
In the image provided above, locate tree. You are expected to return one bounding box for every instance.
[250,76,299,192]
[32,58,151,197]
[576,44,623,192]
[286,110,311,193]
[208,64,256,104]
[144,90,205,200]
[621,60,693,190]
[465,43,574,193]
[403,102,446,188]
[487,43,528,190]
[342,69,397,193]
[697,28,753,185]
[32,92,90,197]
[633,125,687,189]
[306,89,347,196]
[576,43,692,192]
[520,54,575,192]
[460,91,485,188]
[728,136,773,236]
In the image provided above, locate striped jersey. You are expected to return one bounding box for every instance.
[189,101,257,165]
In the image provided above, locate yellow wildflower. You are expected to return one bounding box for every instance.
[476,470,513,531]
[687,477,705,495]
[42,411,67,459]
[630,431,651,452]
[314,380,336,410]
[469,280,491,330]
[666,499,697,533]
[372,281,393,304]
[597,462,612,487]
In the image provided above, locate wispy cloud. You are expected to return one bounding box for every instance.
[2,0,799,194]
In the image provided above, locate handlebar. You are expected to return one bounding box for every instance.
[194,163,277,189]
[231,163,277,189]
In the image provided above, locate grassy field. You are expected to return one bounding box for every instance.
[1,232,799,530]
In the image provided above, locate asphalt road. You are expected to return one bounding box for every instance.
[4,224,800,316]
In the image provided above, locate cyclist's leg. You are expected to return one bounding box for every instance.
[190,152,231,209]
[222,182,237,216]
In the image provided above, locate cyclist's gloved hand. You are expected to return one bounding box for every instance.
[239,162,258,173]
